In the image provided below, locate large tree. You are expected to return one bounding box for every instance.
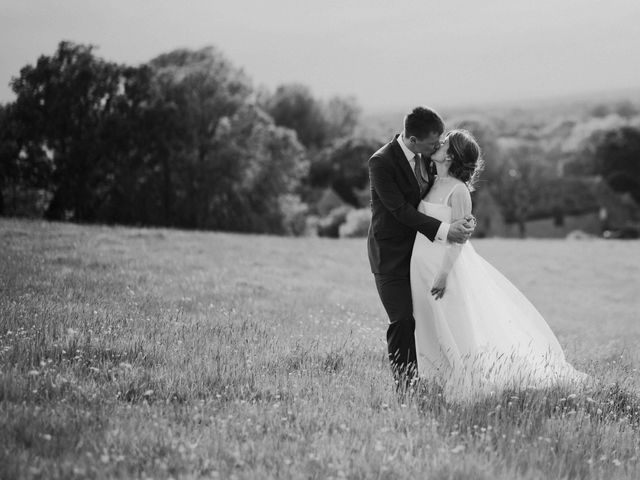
[95,64,179,225]
[1,102,52,216]
[580,126,640,203]
[263,83,327,150]
[492,143,554,237]
[208,104,307,233]
[263,84,361,152]
[0,104,18,214]
[148,46,253,228]
[10,41,124,221]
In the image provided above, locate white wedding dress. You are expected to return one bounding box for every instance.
[410,181,586,401]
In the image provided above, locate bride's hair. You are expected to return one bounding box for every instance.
[446,129,484,190]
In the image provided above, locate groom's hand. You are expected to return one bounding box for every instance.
[464,215,477,228]
[447,216,475,244]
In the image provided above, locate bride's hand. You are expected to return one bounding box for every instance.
[431,275,447,300]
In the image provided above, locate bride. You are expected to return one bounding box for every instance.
[410,129,586,400]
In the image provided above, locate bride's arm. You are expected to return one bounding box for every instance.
[431,184,472,299]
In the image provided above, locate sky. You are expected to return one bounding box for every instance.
[1,0,639,112]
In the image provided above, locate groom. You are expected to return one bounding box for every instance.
[367,106,474,389]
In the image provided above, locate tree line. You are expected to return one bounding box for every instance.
[2,41,639,237]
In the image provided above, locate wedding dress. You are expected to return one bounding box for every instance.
[410,181,586,400]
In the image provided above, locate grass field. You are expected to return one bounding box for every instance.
[1,218,640,479]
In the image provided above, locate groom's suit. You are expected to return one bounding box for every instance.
[367,134,445,384]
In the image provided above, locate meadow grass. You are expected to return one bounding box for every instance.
[1,218,640,479]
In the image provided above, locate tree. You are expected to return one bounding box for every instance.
[95,64,180,225]
[491,143,553,237]
[1,101,55,216]
[582,126,640,202]
[614,101,639,119]
[310,135,378,207]
[208,104,307,233]
[148,46,253,228]
[263,85,362,152]
[10,41,124,221]
[322,95,361,141]
[263,83,327,150]
[0,104,16,214]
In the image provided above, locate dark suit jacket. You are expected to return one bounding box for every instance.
[367,135,441,276]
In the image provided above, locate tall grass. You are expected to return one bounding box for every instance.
[1,218,640,479]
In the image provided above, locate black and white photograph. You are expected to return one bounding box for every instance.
[1,1,640,478]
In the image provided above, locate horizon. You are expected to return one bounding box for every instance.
[362,85,640,117]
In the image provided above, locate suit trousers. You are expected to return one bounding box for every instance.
[374,273,417,383]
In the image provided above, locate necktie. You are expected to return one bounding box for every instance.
[414,154,427,196]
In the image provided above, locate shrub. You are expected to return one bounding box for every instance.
[339,208,371,238]
[278,194,309,236]
[316,205,353,238]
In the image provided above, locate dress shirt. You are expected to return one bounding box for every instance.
[396,134,450,243]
